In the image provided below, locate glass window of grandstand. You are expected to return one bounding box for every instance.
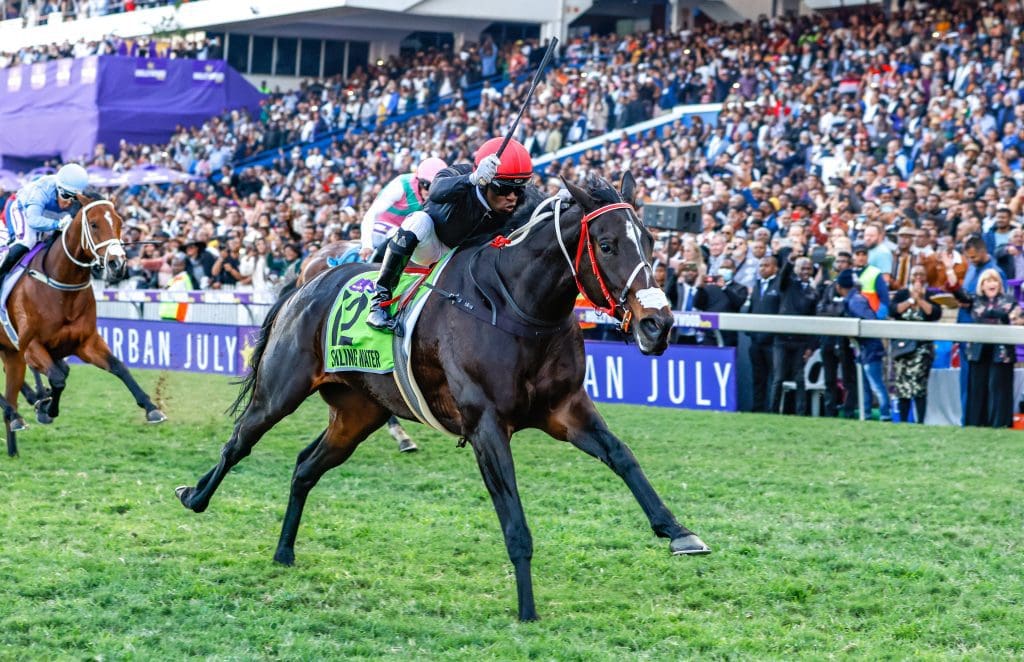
[347,41,369,76]
[227,35,250,74]
[323,41,345,78]
[275,37,298,76]
[399,32,454,58]
[299,39,321,78]
[251,36,274,75]
[222,34,369,78]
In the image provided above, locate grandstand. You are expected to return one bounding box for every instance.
[2,0,1023,428]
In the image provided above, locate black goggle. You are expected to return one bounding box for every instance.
[418,179,430,192]
[489,182,525,197]
[57,188,77,201]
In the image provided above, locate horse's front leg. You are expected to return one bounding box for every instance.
[76,334,166,423]
[468,410,537,621]
[545,389,710,555]
[23,342,65,423]
[1,351,28,456]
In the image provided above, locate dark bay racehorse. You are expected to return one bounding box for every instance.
[0,195,166,456]
[297,240,417,453]
[177,173,709,621]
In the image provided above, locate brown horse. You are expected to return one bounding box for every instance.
[297,239,418,453]
[0,195,166,456]
[177,174,709,621]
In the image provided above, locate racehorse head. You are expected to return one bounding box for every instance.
[67,194,128,282]
[562,172,674,355]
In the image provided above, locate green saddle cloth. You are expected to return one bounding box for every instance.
[323,254,452,373]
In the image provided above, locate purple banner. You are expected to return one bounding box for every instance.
[584,341,737,411]
[75,318,257,375]
[1,56,263,165]
[74,320,736,412]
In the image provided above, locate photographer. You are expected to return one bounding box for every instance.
[210,238,247,290]
[693,257,748,346]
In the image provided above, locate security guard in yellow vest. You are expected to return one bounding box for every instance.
[852,242,890,319]
[160,253,193,323]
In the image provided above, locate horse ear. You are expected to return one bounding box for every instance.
[620,171,637,206]
[561,177,594,208]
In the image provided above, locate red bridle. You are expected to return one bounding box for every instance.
[572,202,637,329]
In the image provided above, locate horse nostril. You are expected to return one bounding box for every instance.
[639,317,661,338]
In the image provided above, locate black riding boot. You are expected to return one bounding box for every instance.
[366,230,418,333]
[0,244,30,284]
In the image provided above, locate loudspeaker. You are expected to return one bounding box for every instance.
[642,202,702,234]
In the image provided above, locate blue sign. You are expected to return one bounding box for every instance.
[583,342,737,411]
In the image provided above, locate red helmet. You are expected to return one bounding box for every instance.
[474,137,533,186]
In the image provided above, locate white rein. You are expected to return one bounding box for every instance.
[61,199,126,270]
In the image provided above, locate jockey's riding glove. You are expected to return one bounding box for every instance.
[470,154,501,186]
[57,216,72,232]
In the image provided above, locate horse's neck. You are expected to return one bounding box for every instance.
[44,231,89,283]
[494,207,582,323]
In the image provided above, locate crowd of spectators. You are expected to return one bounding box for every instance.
[3,1,1024,425]
[2,1,180,24]
[0,31,221,68]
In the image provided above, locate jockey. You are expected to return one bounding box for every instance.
[358,156,448,262]
[367,137,533,332]
[0,163,89,283]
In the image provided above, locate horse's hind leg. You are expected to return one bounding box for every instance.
[177,354,316,514]
[20,367,46,406]
[2,352,27,432]
[274,391,389,565]
[387,415,417,453]
[76,333,166,423]
[545,390,710,555]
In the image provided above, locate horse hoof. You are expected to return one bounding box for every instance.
[273,549,295,566]
[670,534,711,555]
[397,438,418,453]
[147,409,168,424]
[36,411,53,425]
[176,485,205,512]
[9,418,27,432]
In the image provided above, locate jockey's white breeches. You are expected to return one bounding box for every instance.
[401,210,450,266]
[4,200,44,250]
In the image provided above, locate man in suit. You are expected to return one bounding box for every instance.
[695,256,749,346]
[747,255,780,412]
[673,260,702,344]
[769,254,820,415]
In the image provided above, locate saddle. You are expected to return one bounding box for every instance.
[0,243,48,349]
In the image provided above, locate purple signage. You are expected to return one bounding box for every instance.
[584,341,737,411]
[75,320,736,413]
[79,319,258,375]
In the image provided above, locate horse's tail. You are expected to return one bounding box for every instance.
[227,280,300,419]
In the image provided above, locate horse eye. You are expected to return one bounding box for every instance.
[599,242,613,254]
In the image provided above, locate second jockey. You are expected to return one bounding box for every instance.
[366,137,533,332]
[0,163,89,283]
[358,157,448,262]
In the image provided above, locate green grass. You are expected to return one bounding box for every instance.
[1,368,1022,659]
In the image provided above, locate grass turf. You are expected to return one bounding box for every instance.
[0,368,1021,659]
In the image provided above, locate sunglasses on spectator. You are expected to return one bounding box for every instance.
[489,182,524,197]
